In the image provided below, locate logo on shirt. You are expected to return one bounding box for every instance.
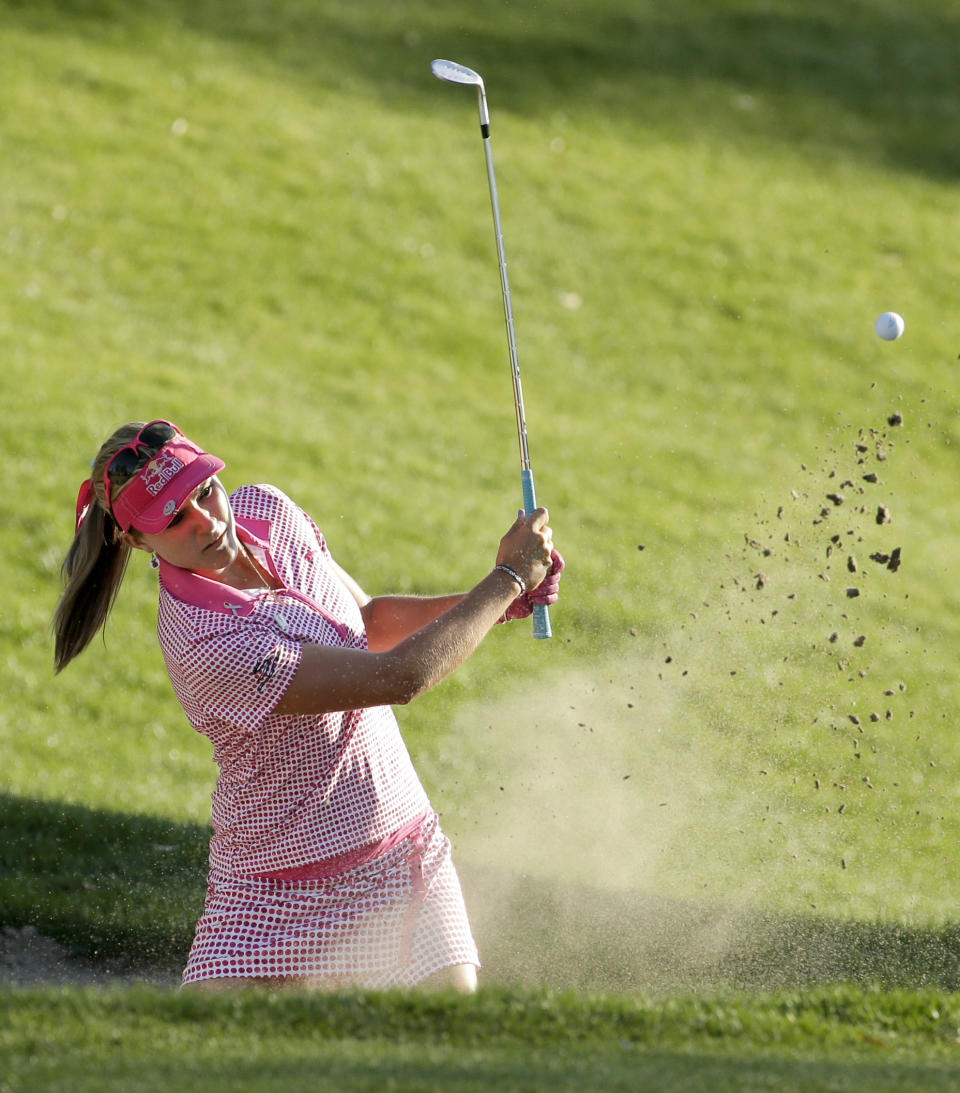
[252,647,282,693]
[140,451,186,497]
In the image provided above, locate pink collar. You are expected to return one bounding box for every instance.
[158,516,273,618]
[157,513,354,642]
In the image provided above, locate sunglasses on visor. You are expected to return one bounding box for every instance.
[103,419,180,513]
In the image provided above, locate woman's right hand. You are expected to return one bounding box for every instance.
[495,508,554,592]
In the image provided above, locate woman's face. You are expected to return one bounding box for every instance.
[124,476,241,579]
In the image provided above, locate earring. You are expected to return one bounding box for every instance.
[150,554,160,570]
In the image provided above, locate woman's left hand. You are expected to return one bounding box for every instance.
[500,550,565,622]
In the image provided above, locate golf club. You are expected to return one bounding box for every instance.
[430,58,552,639]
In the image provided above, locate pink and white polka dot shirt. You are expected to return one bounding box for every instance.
[156,484,432,879]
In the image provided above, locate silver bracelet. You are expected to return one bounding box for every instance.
[494,564,526,595]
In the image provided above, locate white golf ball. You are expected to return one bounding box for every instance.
[875,311,905,341]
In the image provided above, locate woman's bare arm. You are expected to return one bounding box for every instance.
[273,509,552,716]
[272,568,518,715]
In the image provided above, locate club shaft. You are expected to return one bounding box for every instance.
[481,136,532,473]
[475,95,552,640]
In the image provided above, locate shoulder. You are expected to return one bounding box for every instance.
[229,483,300,522]
[230,483,330,561]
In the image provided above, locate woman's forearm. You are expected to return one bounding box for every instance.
[379,570,518,699]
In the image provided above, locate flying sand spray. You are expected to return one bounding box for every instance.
[431,58,552,639]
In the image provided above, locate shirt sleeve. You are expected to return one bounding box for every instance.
[301,508,330,557]
[172,621,304,735]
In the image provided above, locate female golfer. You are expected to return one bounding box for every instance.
[54,419,562,993]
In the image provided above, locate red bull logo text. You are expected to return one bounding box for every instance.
[141,451,186,497]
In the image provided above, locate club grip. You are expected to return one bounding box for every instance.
[521,469,553,640]
[532,600,552,640]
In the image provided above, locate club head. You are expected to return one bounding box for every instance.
[431,58,484,89]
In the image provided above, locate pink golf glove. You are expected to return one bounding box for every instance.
[500,550,565,623]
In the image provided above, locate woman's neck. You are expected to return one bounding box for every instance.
[220,542,282,592]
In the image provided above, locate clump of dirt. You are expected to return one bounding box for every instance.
[870,547,902,572]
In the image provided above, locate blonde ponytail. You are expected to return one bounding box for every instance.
[53,422,144,672]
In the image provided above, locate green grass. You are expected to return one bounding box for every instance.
[3,985,960,1093]
[3,0,960,1087]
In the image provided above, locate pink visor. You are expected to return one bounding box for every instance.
[110,432,226,534]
